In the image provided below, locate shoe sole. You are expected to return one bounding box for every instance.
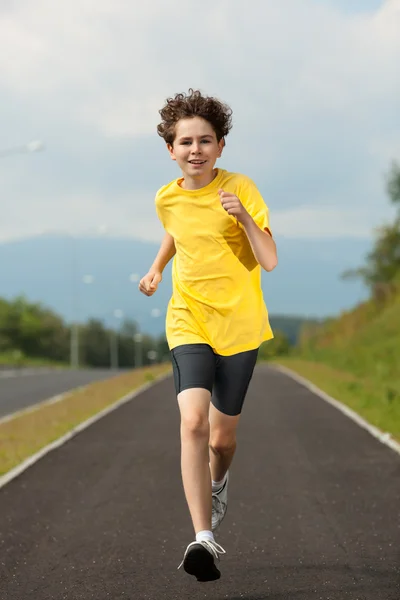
[183,544,221,582]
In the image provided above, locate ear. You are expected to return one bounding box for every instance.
[167,143,176,161]
[217,137,225,158]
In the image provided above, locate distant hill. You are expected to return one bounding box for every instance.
[0,234,369,340]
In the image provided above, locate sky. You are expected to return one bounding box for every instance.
[0,0,399,246]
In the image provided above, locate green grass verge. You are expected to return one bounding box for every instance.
[0,364,171,476]
[272,358,400,443]
[0,352,67,368]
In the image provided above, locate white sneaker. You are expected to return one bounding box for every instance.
[178,539,226,581]
[212,471,229,531]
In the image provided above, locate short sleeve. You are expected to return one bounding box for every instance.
[155,189,166,229]
[155,200,163,225]
[239,176,272,236]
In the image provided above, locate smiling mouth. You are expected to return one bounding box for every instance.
[189,160,206,164]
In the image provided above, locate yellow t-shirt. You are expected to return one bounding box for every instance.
[155,169,274,356]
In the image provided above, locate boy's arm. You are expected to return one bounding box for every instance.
[219,189,277,272]
[139,232,175,296]
[241,217,277,272]
[150,232,176,273]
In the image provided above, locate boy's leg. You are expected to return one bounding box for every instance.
[178,388,213,534]
[172,344,225,581]
[210,347,259,481]
[209,348,259,530]
[209,407,240,531]
[209,406,240,484]
[172,344,216,534]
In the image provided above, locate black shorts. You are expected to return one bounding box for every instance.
[170,343,259,416]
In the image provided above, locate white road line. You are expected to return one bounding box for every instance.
[0,374,118,423]
[0,392,70,426]
[0,372,171,490]
[0,368,57,379]
[272,364,400,457]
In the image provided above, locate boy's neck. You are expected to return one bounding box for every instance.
[180,169,218,190]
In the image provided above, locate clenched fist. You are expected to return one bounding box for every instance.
[219,189,251,225]
[139,270,162,297]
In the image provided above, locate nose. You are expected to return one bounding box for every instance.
[190,141,202,154]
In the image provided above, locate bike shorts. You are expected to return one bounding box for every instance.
[170,343,259,416]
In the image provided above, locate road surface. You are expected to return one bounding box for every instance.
[0,369,120,419]
[0,365,399,599]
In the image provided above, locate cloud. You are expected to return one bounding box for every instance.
[0,187,165,244]
[1,0,398,136]
[272,206,378,239]
[0,0,399,243]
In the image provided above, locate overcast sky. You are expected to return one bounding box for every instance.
[1,0,399,244]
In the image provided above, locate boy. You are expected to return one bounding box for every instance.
[139,89,277,582]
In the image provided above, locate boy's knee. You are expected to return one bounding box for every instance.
[209,431,236,455]
[181,413,209,438]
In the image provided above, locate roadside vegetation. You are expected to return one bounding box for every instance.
[0,364,170,477]
[261,161,400,441]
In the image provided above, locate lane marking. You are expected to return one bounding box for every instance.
[0,392,70,425]
[0,372,172,490]
[0,368,59,379]
[272,364,400,457]
[0,373,120,422]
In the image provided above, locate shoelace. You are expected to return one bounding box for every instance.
[178,539,226,570]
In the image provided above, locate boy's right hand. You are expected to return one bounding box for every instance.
[139,271,162,296]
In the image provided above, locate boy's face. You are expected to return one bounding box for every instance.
[167,117,224,180]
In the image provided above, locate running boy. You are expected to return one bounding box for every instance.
[139,89,277,582]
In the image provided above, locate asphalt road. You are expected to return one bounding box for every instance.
[0,365,399,599]
[0,369,120,419]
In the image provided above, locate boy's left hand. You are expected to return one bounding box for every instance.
[219,189,251,225]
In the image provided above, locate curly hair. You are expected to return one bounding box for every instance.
[157,89,233,145]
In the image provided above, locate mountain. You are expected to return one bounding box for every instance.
[0,234,370,339]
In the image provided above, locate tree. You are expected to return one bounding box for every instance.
[0,296,69,360]
[387,161,400,206]
[0,298,13,352]
[342,161,400,300]
[0,294,164,367]
[80,319,112,367]
[258,330,290,360]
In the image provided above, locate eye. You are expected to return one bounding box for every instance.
[201,140,210,144]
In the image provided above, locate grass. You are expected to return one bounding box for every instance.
[0,364,171,477]
[275,290,400,444]
[298,292,400,383]
[0,352,67,368]
[274,358,400,443]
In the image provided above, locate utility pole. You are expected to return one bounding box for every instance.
[134,333,143,368]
